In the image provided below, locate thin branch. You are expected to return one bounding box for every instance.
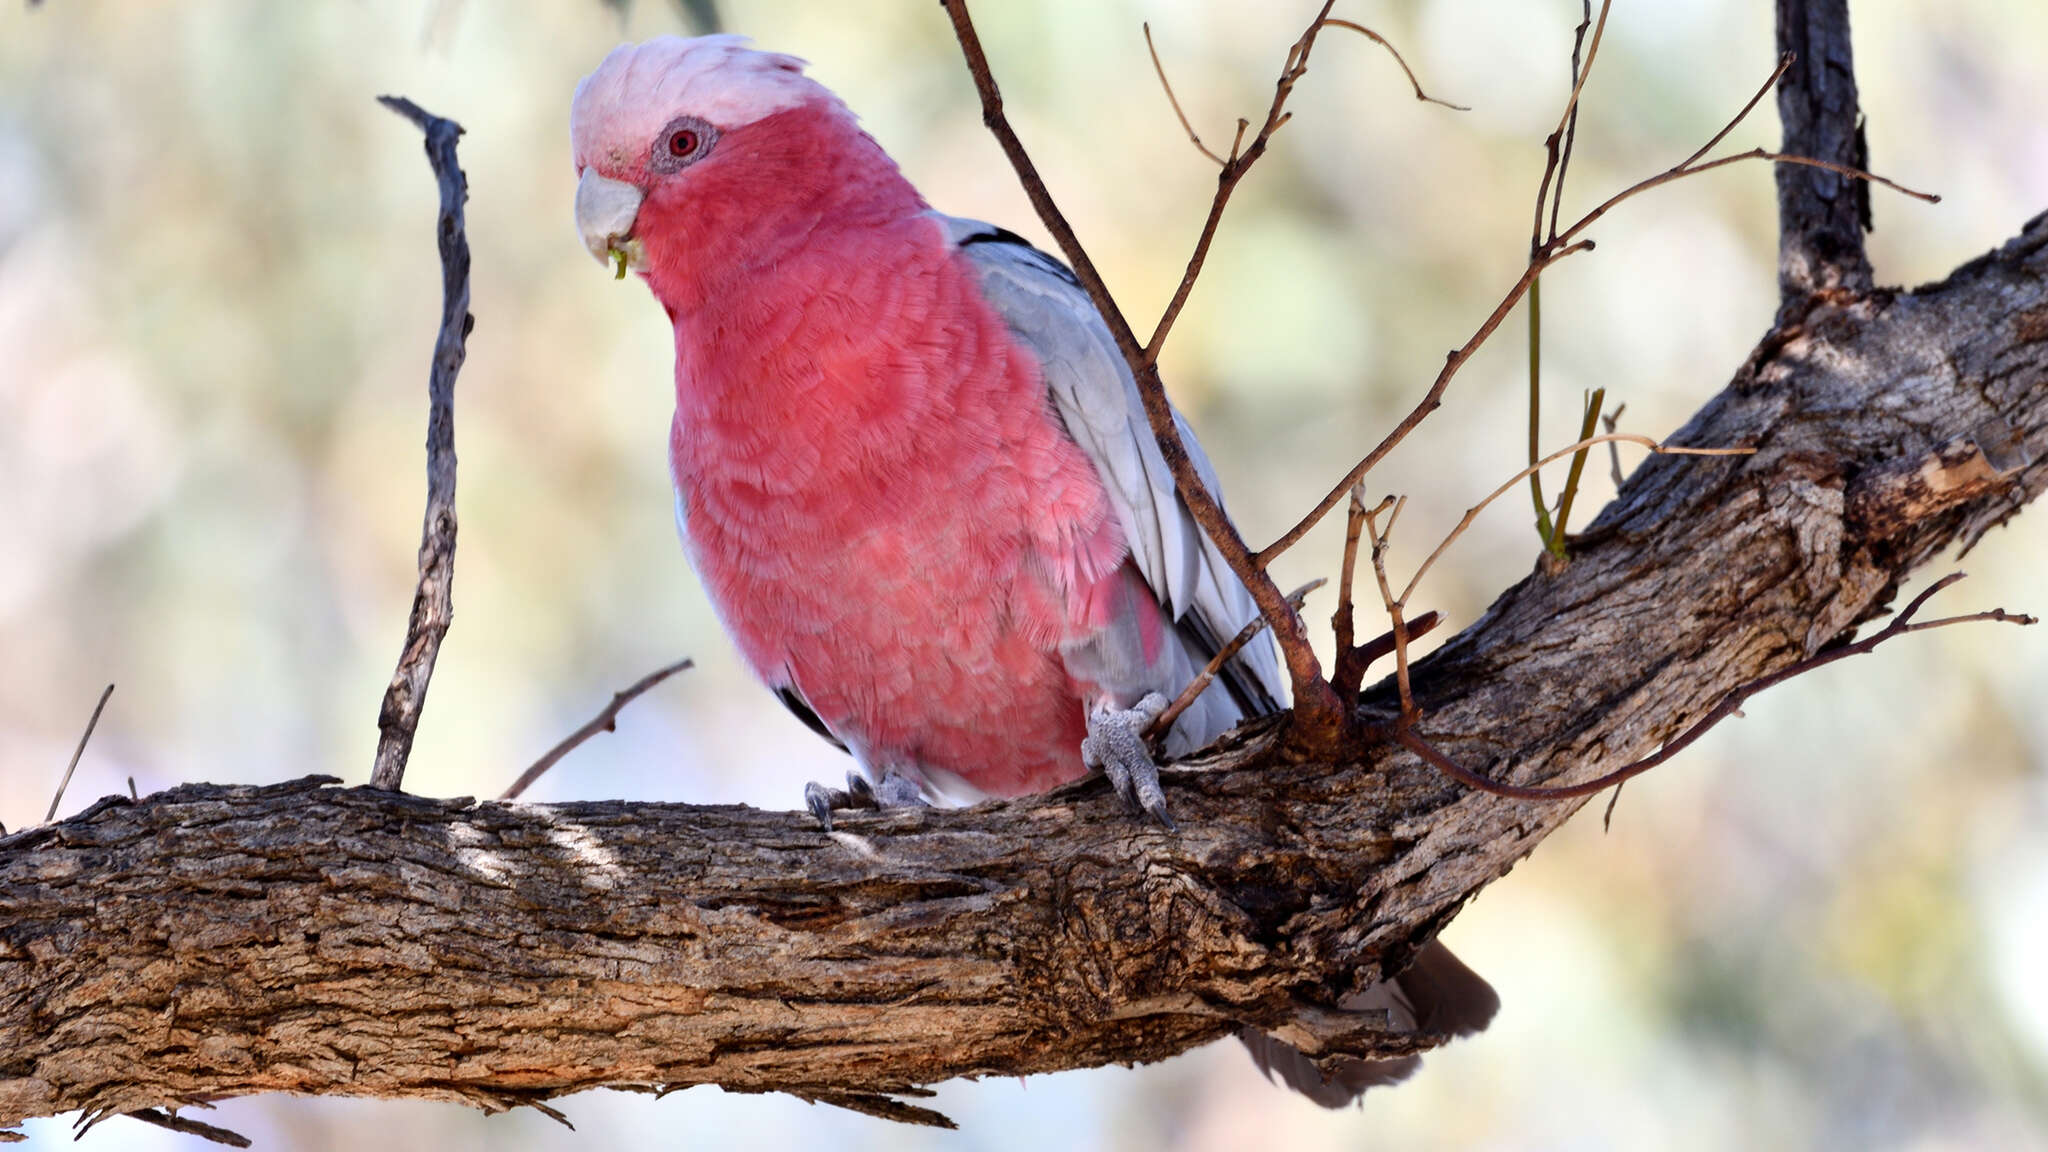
[1529,0,1612,249]
[500,659,695,801]
[1142,0,1338,365]
[1402,433,1751,604]
[1144,23,1226,166]
[1256,239,1597,567]
[1602,402,1628,486]
[1364,498,1415,717]
[1680,53,1795,173]
[1387,573,2035,801]
[1319,20,1468,110]
[1545,0,1594,243]
[1329,485,1386,699]
[45,683,114,823]
[1555,147,1937,255]
[369,96,471,792]
[1352,610,1441,681]
[1148,580,1324,741]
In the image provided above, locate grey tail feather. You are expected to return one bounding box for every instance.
[1239,941,1498,1108]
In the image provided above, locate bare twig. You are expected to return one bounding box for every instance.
[1256,238,1591,569]
[500,659,695,801]
[1529,0,1613,249]
[1555,148,1935,256]
[45,683,114,823]
[1353,611,1441,680]
[122,1108,251,1149]
[1144,23,1226,166]
[1545,1,1594,244]
[1387,573,2035,801]
[1602,401,1628,486]
[1402,433,1750,604]
[1329,485,1385,699]
[369,96,471,793]
[1148,581,1324,741]
[1143,0,1338,364]
[1363,497,1415,717]
[1351,434,1747,731]
[1260,31,1931,568]
[1319,20,1467,110]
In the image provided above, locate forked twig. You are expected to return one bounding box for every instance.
[1258,22,1934,570]
[1144,0,1343,364]
[501,659,695,801]
[1526,3,1597,553]
[45,683,114,823]
[369,96,471,792]
[1385,573,2033,801]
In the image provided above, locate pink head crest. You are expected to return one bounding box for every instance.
[571,35,824,171]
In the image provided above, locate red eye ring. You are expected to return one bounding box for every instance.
[667,129,699,159]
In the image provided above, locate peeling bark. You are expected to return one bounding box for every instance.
[3,210,2045,1138]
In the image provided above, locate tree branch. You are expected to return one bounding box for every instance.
[368,97,472,793]
[1775,0,1873,301]
[4,209,2044,1137]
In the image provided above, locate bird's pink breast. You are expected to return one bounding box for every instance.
[664,213,1131,797]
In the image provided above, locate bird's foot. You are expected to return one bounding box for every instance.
[804,769,928,832]
[1082,692,1175,829]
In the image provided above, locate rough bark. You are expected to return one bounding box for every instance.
[3,209,2044,1137]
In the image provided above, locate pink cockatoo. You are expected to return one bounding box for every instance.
[570,34,1494,1104]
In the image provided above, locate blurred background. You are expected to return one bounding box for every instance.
[3,0,2046,1148]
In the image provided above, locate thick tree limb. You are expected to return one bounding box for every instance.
[1775,0,1872,301]
[2,209,2043,1138]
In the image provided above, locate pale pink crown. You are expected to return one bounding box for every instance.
[571,35,823,171]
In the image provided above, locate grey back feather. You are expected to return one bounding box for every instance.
[942,214,1286,734]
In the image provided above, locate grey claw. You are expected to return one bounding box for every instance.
[846,771,876,807]
[1083,693,1175,828]
[804,781,844,832]
[804,770,922,832]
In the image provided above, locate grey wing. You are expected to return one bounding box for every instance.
[940,214,1287,731]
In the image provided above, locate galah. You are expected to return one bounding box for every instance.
[570,34,1495,1104]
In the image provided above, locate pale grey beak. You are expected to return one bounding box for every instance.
[575,170,646,273]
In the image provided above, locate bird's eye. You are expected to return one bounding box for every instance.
[650,117,716,172]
